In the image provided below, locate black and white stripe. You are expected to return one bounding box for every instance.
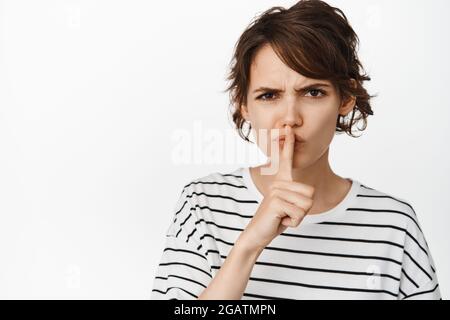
[151,167,441,300]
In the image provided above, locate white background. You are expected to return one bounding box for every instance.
[0,0,449,299]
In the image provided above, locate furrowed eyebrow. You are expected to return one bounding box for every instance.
[252,82,331,95]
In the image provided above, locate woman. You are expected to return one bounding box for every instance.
[151,0,441,300]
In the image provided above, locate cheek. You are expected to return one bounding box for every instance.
[249,109,277,128]
[248,113,278,145]
[306,110,338,150]
[252,128,273,155]
[309,103,338,130]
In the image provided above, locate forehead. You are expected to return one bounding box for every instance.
[249,44,331,88]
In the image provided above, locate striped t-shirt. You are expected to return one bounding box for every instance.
[151,167,441,300]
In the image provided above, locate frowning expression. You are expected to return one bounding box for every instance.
[241,44,355,169]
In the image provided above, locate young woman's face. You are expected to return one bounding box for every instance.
[241,44,354,169]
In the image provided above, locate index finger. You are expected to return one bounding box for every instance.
[276,125,294,181]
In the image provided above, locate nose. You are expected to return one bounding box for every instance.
[279,97,303,129]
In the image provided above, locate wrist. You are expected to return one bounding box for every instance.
[235,231,265,257]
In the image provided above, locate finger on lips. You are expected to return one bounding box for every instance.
[276,125,295,181]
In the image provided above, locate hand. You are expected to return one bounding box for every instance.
[237,125,315,252]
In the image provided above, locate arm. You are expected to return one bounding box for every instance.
[197,234,263,300]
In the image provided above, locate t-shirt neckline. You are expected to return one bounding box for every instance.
[241,166,360,224]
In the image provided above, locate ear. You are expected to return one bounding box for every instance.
[339,79,357,116]
[240,104,250,121]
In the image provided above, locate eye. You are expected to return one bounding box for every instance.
[256,92,277,101]
[305,88,326,98]
[256,88,327,102]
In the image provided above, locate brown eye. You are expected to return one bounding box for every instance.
[305,88,326,98]
[256,92,277,101]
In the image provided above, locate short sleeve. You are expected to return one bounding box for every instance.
[398,206,441,300]
[151,186,212,300]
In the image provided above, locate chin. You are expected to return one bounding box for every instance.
[292,155,304,169]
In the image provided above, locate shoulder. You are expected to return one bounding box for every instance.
[179,167,248,201]
[355,182,441,295]
[351,180,421,231]
[168,167,248,242]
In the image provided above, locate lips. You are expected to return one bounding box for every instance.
[274,134,305,144]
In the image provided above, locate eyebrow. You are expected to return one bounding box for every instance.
[252,82,331,95]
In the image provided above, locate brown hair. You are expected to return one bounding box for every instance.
[224,0,375,142]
